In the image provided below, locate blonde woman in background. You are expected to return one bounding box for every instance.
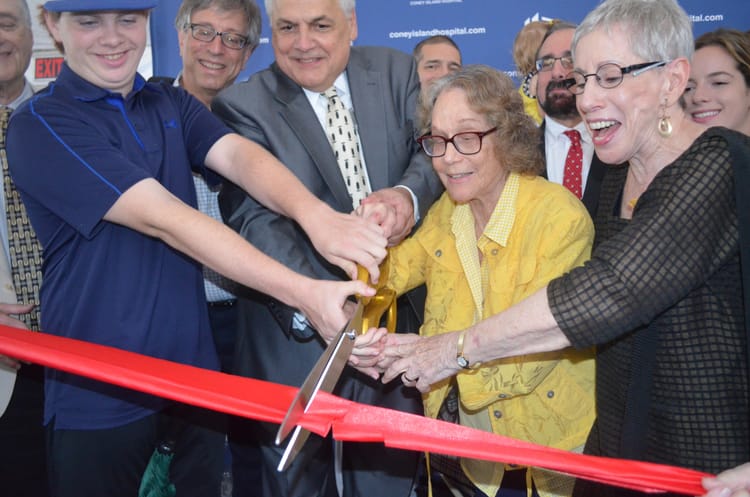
[513,20,551,125]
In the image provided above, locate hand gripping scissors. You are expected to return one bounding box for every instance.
[275,263,396,471]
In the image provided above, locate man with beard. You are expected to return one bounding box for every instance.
[535,21,607,217]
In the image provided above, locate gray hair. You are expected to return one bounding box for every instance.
[417,64,543,176]
[175,0,262,50]
[572,0,693,63]
[264,0,355,20]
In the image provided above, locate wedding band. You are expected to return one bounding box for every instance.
[402,373,416,383]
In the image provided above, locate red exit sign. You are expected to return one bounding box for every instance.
[35,57,64,80]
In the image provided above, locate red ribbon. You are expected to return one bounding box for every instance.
[0,325,708,495]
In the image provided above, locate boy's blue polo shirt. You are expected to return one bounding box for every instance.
[7,64,231,430]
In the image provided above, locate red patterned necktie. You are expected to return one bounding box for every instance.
[1,106,43,330]
[563,129,583,199]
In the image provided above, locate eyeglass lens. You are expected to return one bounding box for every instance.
[189,24,247,49]
[568,61,665,94]
[536,55,574,72]
[420,128,496,157]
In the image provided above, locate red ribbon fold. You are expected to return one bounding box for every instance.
[0,325,708,495]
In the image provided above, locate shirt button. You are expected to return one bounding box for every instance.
[547,390,555,399]
[435,249,442,257]
[493,410,502,419]
[498,393,507,399]
[491,249,498,255]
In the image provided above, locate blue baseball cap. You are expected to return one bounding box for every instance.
[44,0,158,12]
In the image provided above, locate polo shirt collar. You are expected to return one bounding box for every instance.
[57,62,147,103]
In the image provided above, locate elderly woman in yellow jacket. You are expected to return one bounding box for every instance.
[365,65,595,497]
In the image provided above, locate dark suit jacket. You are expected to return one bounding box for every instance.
[212,46,442,386]
[540,120,607,218]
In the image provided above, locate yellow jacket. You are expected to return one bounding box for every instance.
[387,174,596,497]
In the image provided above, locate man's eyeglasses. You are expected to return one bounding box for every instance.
[187,23,249,50]
[566,61,668,95]
[417,128,497,158]
[535,55,574,72]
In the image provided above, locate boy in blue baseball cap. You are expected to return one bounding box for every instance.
[5,2,387,496]
[43,0,159,11]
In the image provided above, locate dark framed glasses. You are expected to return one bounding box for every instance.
[417,128,497,157]
[187,23,249,50]
[566,61,668,95]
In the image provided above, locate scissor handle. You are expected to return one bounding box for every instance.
[356,264,370,286]
[355,260,397,334]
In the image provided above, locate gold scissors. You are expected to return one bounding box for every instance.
[275,263,396,471]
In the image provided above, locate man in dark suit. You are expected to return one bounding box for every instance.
[535,21,606,217]
[212,1,442,496]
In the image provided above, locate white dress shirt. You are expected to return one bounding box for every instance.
[303,73,374,193]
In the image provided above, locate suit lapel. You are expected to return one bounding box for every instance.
[348,50,389,192]
[538,121,549,179]
[270,65,353,211]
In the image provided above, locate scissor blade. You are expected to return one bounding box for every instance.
[275,303,362,447]
[277,424,311,472]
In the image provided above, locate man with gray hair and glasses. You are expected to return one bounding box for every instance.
[151,0,261,376]
[171,0,260,109]
[150,2,263,492]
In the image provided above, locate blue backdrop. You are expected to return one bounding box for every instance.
[150,0,749,82]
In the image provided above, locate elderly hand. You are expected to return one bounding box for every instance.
[702,463,750,497]
[0,303,34,370]
[379,331,461,393]
[359,187,416,246]
[305,204,387,282]
[348,327,388,380]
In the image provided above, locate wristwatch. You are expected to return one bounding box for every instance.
[456,330,474,369]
